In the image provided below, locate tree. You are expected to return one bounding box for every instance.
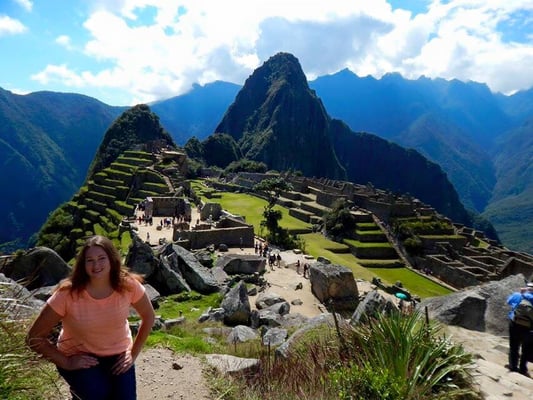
[323,199,356,240]
[253,177,293,209]
[202,133,242,168]
[253,177,294,247]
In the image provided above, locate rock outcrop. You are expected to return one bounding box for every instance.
[3,247,70,290]
[221,281,251,326]
[309,262,359,312]
[420,273,528,335]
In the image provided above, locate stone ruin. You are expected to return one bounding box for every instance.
[211,171,533,290]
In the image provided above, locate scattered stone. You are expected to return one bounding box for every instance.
[205,354,260,376]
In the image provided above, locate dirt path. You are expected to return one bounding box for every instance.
[136,349,211,400]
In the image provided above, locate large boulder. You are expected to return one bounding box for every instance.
[3,247,70,290]
[276,313,335,359]
[221,281,251,326]
[127,235,190,295]
[160,244,222,294]
[420,273,528,335]
[255,292,286,309]
[227,325,258,344]
[262,327,288,346]
[309,262,359,312]
[125,235,158,277]
[350,290,397,325]
[205,354,260,376]
[216,254,266,275]
[0,273,44,319]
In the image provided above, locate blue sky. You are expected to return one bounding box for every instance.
[1,0,532,106]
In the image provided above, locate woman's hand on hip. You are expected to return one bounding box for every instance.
[112,350,134,375]
[64,354,99,370]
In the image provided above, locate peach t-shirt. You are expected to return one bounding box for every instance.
[47,277,145,357]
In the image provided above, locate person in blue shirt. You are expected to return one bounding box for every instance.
[506,282,533,376]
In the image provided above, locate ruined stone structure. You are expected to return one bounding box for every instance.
[174,215,254,250]
[215,172,533,290]
[148,196,192,219]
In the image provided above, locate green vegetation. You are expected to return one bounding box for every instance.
[221,311,478,400]
[37,148,171,262]
[193,189,311,234]
[300,233,451,298]
[253,177,298,248]
[1,296,66,399]
[323,198,356,240]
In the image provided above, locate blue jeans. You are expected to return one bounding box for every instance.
[58,354,136,400]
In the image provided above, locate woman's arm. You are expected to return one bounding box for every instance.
[26,304,99,370]
[130,292,156,361]
[112,292,155,375]
[26,304,68,367]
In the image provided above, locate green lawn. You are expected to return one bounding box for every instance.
[198,190,311,233]
[300,233,451,298]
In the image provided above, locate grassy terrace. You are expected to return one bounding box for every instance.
[190,180,451,299]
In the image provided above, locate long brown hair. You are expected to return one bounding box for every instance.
[58,235,142,294]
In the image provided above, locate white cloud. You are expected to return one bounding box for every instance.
[31,64,85,87]
[13,0,33,12]
[28,0,533,104]
[0,15,27,36]
[55,35,73,49]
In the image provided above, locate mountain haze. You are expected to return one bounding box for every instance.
[151,81,240,145]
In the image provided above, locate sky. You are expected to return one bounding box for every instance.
[0,0,532,106]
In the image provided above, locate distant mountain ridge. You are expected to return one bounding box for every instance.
[1,54,532,252]
[0,88,122,250]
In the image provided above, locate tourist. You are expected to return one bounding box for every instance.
[26,235,155,399]
[506,282,533,376]
[296,259,301,274]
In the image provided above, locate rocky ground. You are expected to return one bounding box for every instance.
[133,248,533,400]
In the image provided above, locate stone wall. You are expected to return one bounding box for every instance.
[347,244,398,259]
[151,197,191,218]
[423,255,481,288]
[175,225,254,250]
[315,190,344,208]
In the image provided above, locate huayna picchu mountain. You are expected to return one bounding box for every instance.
[37,104,182,261]
[207,52,474,229]
[215,53,346,180]
[87,104,175,178]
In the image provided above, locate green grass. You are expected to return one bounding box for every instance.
[366,267,451,298]
[300,233,451,298]
[145,292,226,354]
[197,190,311,233]
[156,292,223,320]
[344,239,393,248]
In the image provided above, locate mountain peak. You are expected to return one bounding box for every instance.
[87,104,176,178]
[214,52,346,179]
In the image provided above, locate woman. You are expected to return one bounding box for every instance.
[27,235,155,399]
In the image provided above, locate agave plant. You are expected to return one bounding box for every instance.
[340,310,479,399]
